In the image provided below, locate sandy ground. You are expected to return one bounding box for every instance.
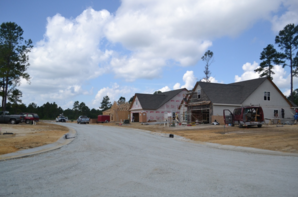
[0,122,69,155]
[93,122,298,153]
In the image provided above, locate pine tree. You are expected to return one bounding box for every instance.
[0,22,33,111]
[100,96,111,111]
[275,23,298,101]
[201,50,214,82]
[254,44,285,80]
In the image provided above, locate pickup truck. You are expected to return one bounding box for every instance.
[77,115,90,124]
[56,115,68,122]
[0,111,24,124]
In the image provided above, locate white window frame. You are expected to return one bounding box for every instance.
[264,92,270,101]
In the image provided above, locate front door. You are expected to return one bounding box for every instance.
[223,109,234,125]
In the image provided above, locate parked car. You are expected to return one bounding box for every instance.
[223,106,265,128]
[77,115,90,124]
[21,113,40,124]
[56,115,67,122]
[97,115,110,123]
[0,111,24,124]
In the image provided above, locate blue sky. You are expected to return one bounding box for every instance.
[1,0,297,109]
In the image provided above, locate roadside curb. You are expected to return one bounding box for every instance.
[202,142,298,157]
[0,127,77,161]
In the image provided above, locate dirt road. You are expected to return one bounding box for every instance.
[0,123,297,197]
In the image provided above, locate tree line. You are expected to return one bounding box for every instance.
[3,101,102,120]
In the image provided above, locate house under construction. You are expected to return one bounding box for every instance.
[103,102,130,122]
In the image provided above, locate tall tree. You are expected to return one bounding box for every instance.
[153,90,162,94]
[8,89,22,104]
[201,50,214,82]
[73,101,79,111]
[118,96,126,104]
[275,23,298,101]
[100,95,111,111]
[0,22,33,111]
[254,44,285,80]
[79,102,90,115]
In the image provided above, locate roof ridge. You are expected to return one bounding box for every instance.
[230,77,267,84]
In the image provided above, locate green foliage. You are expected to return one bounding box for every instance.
[79,102,90,115]
[275,23,298,100]
[0,101,102,120]
[118,96,126,104]
[153,91,162,94]
[8,89,22,104]
[73,101,79,111]
[128,95,134,103]
[254,44,285,80]
[0,22,33,111]
[100,95,111,111]
[201,50,214,82]
[287,88,298,106]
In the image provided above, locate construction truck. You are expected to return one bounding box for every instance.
[223,106,265,128]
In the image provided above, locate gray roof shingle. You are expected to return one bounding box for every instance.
[135,89,186,110]
[197,78,267,104]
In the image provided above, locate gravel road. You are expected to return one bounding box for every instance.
[0,123,297,197]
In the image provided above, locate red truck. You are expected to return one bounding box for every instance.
[97,115,110,123]
[223,106,265,128]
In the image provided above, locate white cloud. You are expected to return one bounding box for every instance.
[92,83,136,108]
[21,8,112,105]
[283,89,291,96]
[181,71,197,90]
[235,62,259,82]
[201,77,219,83]
[235,61,298,94]
[159,86,171,92]
[271,0,298,32]
[19,1,295,106]
[104,0,282,81]
[173,83,181,90]
[173,70,197,90]
[110,56,165,81]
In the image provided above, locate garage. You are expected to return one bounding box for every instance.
[132,113,139,122]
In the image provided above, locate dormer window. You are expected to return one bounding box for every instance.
[197,89,201,99]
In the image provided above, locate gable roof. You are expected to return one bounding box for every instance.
[196,77,267,104]
[191,77,292,107]
[131,88,187,110]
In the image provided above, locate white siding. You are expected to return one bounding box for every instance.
[242,79,294,119]
[213,105,242,116]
